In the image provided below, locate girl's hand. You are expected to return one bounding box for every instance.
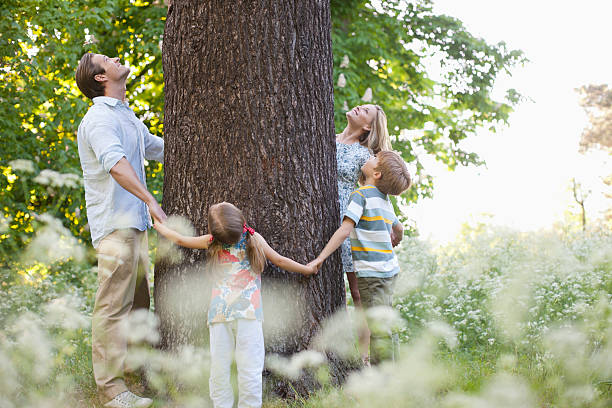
[304,262,319,275]
[307,258,323,273]
[153,220,169,236]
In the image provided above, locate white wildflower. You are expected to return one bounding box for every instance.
[366,306,404,336]
[44,295,90,331]
[125,309,160,345]
[23,214,84,264]
[34,169,81,188]
[311,309,358,358]
[443,374,535,408]
[155,215,195,264]
[11,314,54,383]
[8,159,35,173]
[426,321,458,349]
[361,87,372,102]
[337,73,346,88]
[266,350,326,380]
[340,54,349,68]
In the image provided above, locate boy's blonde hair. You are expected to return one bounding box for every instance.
[360,105,391,154]
[207,202,266,275]
[374,151,412,196]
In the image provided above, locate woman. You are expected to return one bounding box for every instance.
[336,103,392,363]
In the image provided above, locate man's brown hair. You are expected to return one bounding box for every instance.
[375,151,412,196]
[75,53,105,99]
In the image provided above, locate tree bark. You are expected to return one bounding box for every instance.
[157,0,345,396]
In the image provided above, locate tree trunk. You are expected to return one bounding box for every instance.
[156,0,346,396]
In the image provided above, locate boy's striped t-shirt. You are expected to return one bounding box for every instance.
[344,185,400,278]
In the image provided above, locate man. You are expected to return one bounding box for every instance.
[75,52,166,408]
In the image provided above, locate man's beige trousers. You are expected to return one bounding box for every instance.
[92,229,150,403]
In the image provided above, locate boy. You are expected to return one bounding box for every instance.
[310,151,411,365]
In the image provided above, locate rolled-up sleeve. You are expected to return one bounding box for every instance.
[86,119,126,173]
[143,128,164,163]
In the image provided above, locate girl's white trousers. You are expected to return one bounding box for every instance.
[209,319,265,408]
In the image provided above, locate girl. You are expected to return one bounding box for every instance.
[154,202,316,408]
[335,103,393,365]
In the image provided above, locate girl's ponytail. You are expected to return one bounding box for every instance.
[246,232,266,274]
[207,202,267,274]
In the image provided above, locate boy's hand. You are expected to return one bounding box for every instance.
[390,230,403,247]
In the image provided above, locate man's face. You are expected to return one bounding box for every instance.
[91,53,130,84]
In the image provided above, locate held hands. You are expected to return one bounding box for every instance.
[148,200,168,224]
[306,258,323,273]
[303,262,319,275]
[152,218,171,238]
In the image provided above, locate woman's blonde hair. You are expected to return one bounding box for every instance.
[206,202,266,275]
[359,105,392,153]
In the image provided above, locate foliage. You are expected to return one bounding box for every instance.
[0,0,166,261]
[331,0,526,202]
[395,224,612,351]
[1,225,611,407]
[1,0,525,258]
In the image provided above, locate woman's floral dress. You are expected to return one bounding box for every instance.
[336,140,371,274]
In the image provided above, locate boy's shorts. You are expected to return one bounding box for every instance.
[356,275,399,364]
[356,275,397,309]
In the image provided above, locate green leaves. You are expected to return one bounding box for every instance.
[331,0,525,202]
[1,0,524,254]
[0,0,166,260]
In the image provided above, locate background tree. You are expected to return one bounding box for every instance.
[577,84,612,153]
[158,0,342,395]
[571,178,590,231]
[577,84,612,224]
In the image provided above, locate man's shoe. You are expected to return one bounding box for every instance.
[104,391,153,408]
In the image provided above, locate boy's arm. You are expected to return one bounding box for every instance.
[310,218,355,269]
[257,233,317,275]
[153,221,212,249]
[391,222,404,247]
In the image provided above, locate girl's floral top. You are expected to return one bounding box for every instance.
[336,140,371,274]
[208,232,263,324]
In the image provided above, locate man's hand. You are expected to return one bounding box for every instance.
[148,200,167,223]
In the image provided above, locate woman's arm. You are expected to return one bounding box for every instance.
[154,221,212,249]
[256,233,317,275]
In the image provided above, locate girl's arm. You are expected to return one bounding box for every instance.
[154,221,212,249]
[309,218,355,270]
[256,233,317,275]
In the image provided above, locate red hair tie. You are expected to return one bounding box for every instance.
[243,223,255,236]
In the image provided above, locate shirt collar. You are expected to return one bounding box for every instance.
[92,96,128,107]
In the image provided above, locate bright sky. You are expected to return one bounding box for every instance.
[409,0,612,244]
